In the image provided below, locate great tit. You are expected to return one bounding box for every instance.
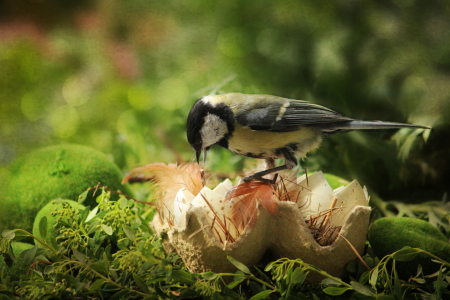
[186,93,428,182]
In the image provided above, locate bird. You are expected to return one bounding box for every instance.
[186,93,429,183]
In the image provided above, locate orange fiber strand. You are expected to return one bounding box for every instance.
[226,181,277,231]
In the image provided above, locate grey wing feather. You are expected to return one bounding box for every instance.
[236,100,353,132]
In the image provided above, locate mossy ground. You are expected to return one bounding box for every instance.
[0,144,132,234]
[368,217,450,278]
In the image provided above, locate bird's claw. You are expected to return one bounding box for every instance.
[240,173,278,185]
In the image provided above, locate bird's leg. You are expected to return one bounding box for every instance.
[242,165,290,183]
[242,149,297,184]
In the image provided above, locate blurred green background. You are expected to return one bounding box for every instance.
[1,0,449,202]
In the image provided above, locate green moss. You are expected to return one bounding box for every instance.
[323,173,350,190]
[0,242,34,282]
[0,144,132,234]
[32,200,86,247]
[368,217,450,278]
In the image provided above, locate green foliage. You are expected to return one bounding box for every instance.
[1,189,449,299]
[0,242,34,282]
[0,145,133,234]
[368,217,450,278]
[32,200,86,247]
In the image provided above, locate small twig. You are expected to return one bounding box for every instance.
[342,236,371,271]
[27,260,54,275]
[92,182,101,197]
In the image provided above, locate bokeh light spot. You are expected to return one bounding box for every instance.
[314,35,346,74]
[402,76,428,98]
[128,85,153,110]
[156,78,189,110]
[21,92,46,121]
[62,75,91,107]
[256,28,282,57]
[217,27,251,58]
[117,109,148,136]
[49,105,80,138]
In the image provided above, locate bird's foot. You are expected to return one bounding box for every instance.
[240,173,278,185]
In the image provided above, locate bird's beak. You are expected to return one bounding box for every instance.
[203,148,207,165]
[196,149,201,164]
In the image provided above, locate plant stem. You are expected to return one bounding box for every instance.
[14,229,60,255]
[416,249,450,268]
[216,273,277,290]
[305,267,352,289]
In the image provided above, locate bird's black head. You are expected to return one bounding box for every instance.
[186,96,235,163]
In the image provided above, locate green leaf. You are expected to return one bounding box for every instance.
[264,262,273,272]
[24,245,38,266]
[72,249,87,264]
[321,278,342,287]
[170,270,196,284]
[119,197,128,209]
[4,246,16,267]
[78,190,89,204]
[350,281,376,296]
[2,230,15,240]
[249,290,274,300]
[44,265,54,274]
[412,277,426,284]
[311,293,321,300]
[394,277,402,299]
[223,286,241,300]
[122,225,136,241]
[85,205,99,222]
[359,271,370,284]
[102,224,113,235]
[346,260,357,273]
[227,278,245,289]
[370,266,379,288]
[227,256,250,274]
[90,263,108,276]
[109,290,130,300]
[254,266,272,284]
[39,216,47,240]
[202,272,219,280]
[290,268,306,285]
[323,287,350,296]
[133,274,150,294]
[89,279,105,291]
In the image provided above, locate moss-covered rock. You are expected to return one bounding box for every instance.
[0,144,132,234]
[368,217,450,278]
[33,200,86,247]
[0,242,34,282]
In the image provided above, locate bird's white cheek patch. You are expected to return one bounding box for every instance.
[201,113,228,147]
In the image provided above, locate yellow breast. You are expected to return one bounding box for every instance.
[227,124,322,159]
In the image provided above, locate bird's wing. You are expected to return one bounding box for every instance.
[235,98,353,132]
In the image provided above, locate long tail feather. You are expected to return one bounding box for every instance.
[321,120,429,133]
